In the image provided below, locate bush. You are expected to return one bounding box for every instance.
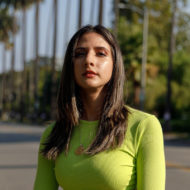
[171,119,190,133]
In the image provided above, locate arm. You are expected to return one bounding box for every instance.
[136,116,166,190]
[34,124,59,190]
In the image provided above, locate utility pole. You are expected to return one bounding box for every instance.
[140,7,149,110]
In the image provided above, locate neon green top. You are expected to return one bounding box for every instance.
[34,107,165,190]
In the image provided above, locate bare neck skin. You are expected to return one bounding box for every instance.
[80,88,105,121]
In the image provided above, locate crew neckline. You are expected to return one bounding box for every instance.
[79,119,99,127]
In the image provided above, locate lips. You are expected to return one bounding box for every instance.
[82,70,97,78]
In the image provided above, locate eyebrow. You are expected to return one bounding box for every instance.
[74,46,110,52]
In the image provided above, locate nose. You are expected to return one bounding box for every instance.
[85,51,95,67]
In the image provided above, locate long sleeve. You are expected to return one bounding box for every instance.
[34,124,59,190]
[136,116,166,190]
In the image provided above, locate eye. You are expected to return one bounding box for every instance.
[74,51,86,58]
[97,51,106,57]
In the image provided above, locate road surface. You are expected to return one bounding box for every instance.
[0,122,190,190]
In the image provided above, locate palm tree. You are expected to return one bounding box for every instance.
[1,0,39,120]
[15,0,43,120]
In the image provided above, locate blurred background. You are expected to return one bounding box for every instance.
[0,0,190,133]
[0,1,190,189]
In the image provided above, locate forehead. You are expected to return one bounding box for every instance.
[76,32,111,49]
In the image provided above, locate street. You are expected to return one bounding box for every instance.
[164,135,190,190]
[0,122,190,190]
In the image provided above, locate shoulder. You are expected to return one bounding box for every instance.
[126,105,162,131]
[126,106,156,122]
[40,122,56,144]
[126,106,163,148]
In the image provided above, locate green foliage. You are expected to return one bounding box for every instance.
[118,17,142,75]
[170,119,190,133]
[0,8,14,44]
[117,0,190,129]
[146,75,166,113]
[0,0,43,9]
[38,66,52,115]
[38,65,61,121]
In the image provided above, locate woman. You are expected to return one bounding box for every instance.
[34,25,165,190]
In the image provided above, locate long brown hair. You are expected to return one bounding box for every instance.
[42,25,128,159]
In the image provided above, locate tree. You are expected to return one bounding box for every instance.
[0,0,42,120]
[116,0,190,123]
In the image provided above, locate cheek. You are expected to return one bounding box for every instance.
[99,60,113,79]
[108,62,114,77]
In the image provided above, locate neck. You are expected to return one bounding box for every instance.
[80,88,105,121]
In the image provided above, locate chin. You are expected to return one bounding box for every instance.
[79,83,104,91]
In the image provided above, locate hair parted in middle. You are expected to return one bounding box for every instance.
[42,25,129,160]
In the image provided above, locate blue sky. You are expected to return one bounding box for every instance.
[0,0,113,73]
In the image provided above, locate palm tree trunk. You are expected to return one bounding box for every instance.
[20,1,27,121]
[78,0,83,29]
[1,45,6,112]
[10,8,16,111]
[63,0,71,55]
[33,0,40,118]
[22,6,27,100]
[98,0,103,25]
[90,0,95,24]
[45,0,53,61]
[51,0,58,119]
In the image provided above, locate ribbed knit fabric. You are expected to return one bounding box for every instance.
[34,106,165,190]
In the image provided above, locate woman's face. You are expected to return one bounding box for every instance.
[73,32,113,91]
